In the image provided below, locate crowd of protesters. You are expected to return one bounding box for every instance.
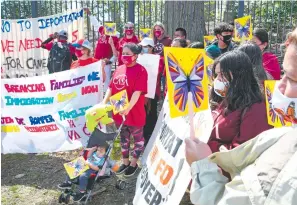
[40,8,296,204]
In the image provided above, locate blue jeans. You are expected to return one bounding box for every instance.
[66,169,97,191]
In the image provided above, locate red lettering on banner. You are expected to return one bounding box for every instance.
[67,120,76,128]
[24,124,59,132]
[83,123,91,136]
[1,117,14,124]
[18,38,43,51]
[81,85,98,95]
[1,40,14,53]
[68,130,81,141]
[154,159,174,185]
[72,30,78,43]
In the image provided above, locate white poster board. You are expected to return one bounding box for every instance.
[1,61,103,154]
[1,9,84,78]
[134,97,213,205]
[137,54,160,99]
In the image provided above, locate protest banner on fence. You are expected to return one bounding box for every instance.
[134,97,213,205]
[1,61,103,154]
[137,54,160,99]
[1,9,84,79]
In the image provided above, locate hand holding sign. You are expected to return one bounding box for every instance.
[185,137,212,166]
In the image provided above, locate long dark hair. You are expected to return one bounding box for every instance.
[210,50,263,113]
[237,42,268,82]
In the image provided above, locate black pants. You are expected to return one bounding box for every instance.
[143,96,159,144]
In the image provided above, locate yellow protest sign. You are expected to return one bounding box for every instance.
[204,55,214,86]
[104,22,116,36]
[164,47,209,118]
[203,35,215,47]
[234,15,253,42]
[110,90,129,115]
[139,28,152,40]
[64,157,89,179]
[264,80,294,127]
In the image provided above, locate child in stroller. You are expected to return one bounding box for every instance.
[58,140,117,202]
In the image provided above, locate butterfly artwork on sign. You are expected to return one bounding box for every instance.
[203,35,215,48]
[139,28,152,40]
[109,90,129,115]
[164,47,209,118]
[64,157,89,179]
[234,15,253,41]
[264,80,296,127]
[104,23,117,36]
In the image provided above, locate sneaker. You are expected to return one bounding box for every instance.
[73,191,86,202]
[116,163,130,175]
[124,164,138,177]
[57,181,71,189]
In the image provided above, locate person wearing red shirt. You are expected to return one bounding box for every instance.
[116,22,139,66]
[102,43,148,177]
[41,30,77,60]
[71,39,106,82]
[138,37,163,146]
[252,28,281,80]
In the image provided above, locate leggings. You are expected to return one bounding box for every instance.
[117,125,144,159]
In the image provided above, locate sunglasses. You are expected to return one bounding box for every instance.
[125,26,134,29]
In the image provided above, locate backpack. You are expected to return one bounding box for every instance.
[47,42,72,74]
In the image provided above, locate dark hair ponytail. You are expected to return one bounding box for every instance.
[123,43,142,54]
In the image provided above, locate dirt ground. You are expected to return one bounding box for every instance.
[1,149,192,205]
[1,99,192,205]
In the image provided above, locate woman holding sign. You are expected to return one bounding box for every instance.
[208,51,272,154]
[102,43,148,177]
[185,27,297,205]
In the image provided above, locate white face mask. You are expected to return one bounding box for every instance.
[213,78,229,97]
[271,82,297,125]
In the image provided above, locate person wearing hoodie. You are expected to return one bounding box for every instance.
[116,22,139,66]
[185,27,297,205]
[205,22,237,59]
[252,28,281,80]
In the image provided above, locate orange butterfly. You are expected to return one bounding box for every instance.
[274,101,297,124]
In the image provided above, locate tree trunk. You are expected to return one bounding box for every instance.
[164,1,206,42]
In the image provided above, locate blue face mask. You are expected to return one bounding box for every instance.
[142,47,149,54]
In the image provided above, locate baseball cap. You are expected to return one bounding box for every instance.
[58,30,68,37]
[139,37,154,47]
[72,39,92,50]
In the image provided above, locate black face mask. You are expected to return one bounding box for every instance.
[222,35,232,45]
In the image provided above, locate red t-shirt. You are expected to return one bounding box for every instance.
[70,57,99,69]
[43,39,76,55]
[109,63,148,127]
[155,57,164,98]
[94,35,119,60]
[116,35,139,66]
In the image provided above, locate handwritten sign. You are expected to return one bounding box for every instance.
[1,61,103,154]
[1,9,84,79]
[134,97,213,205]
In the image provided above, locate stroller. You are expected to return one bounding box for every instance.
[58,120,124,204]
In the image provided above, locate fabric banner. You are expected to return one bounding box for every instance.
[134,97,213,205]
[1,61,103,154]
[137,54,160,99]
[1,9,84,79]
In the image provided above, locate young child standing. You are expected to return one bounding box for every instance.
[58,143,116,202]
[102,43,148,177]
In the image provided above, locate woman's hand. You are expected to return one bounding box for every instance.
[185,137,212,166]
[119,107,131,116]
